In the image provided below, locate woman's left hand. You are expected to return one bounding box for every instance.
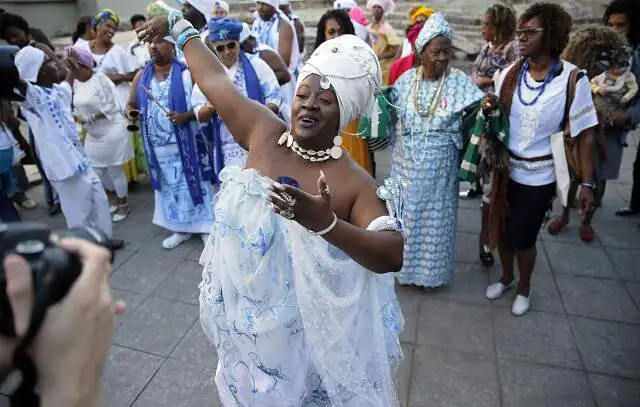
[135,16,169,43]
[267,171,336,232]
[577,185,594,215]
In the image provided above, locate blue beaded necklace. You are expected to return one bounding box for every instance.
[517,59,559,106]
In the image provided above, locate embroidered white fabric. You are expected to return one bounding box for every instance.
[199,166,404,406]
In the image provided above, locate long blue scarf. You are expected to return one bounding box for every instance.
[136,59,205,205]
[202,52,263,184]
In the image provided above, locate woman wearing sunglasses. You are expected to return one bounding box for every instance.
[192,17,282,193]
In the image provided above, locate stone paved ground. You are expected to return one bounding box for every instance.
[0,130,638,406]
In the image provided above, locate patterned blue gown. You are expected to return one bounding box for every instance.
[145,72,214,234]
[391,68,484,287]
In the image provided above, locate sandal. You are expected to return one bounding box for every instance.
[479,245,494,267]
[580,224,595,243]
[547,216,568,235]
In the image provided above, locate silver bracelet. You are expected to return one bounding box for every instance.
[170,19,194,40]
[308,213,338,236]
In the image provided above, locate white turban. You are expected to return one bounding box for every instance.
[188,0,213,19]
[256,0,279,9]
[366,0,394,13]
[239,22,253,43]
[333,0,357,10]
[213,0,229,13]
[296,34,382,134]
[15,46,46,83]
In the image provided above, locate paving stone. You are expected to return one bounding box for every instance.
[396,285,421,344]
[456,208,482,234]
[556,275,640,324]
[588,374,640,407]
[110,288,148,328]
[498,359,596,407]
[417,299,494,357]
[0,395,8,406]
[144,232,202,259]
[153,260,203,305]
[492,308,582,369]
[408,347,500,407]
[605,248,640,282]
[596,221,640,250]
[544,240,618,279]
[626,282,640,309]
[436,262,490,304]
[394,343,414,407]
[171,321,218,367]
[115,221,163,251]
[114,297,198,356]
[188,246,205,262]
[569,316,640,379]
[101,345,164,407]
[453,232,482,264]
[110,248,184,295]
[112,248,137,271]
[490,262,564,314]
[132,358,221,407]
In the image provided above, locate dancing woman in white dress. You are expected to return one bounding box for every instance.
[138,10,406,406]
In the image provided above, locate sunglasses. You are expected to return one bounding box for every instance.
[215,42,237,53]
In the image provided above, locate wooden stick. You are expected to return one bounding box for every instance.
[142,85,171,117]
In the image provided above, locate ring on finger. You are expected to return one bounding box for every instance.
[281,209,295,219]
[282,192,296,207]
[322,185,330,195]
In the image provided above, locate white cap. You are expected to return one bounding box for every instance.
[15,46,46,83]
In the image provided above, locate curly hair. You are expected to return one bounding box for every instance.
[603,0,640,46]
[486,4,517,46]
[562,24,627,79]
[314,9,355,51]
[519,2,572,59]
[0,12,29,40]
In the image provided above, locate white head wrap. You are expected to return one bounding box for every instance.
[415,12,453,54]
[187,0,213,19]
[162,35,176,44]
[334,0,357,10]
[15,46,46,83]
[366,0,394,13]
[213,0,229,13]
[256,0,279,9]
[296,34,382,134]
[239,22,254,43]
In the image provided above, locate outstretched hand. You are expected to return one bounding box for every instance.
[267,171,336,233]
[135,16,170,43]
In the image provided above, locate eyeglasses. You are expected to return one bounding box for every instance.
[215,42,237,53]
[516,28,543,39]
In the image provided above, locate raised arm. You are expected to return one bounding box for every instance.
[137,15,285,150]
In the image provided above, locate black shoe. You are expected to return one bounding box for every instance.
[108,239,125,250]
[479,245,495,267]
[615,207,640,217]
[48,203,61,216]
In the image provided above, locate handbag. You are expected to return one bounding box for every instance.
[550,68,581,207]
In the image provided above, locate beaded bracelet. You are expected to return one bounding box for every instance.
[177,27,201,51]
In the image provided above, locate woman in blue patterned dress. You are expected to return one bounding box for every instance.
[390,13,484,288]
[138,11,405,406]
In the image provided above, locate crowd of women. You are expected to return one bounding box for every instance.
[0,0,639,404]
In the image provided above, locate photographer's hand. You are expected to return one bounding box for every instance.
[3,238,125,407]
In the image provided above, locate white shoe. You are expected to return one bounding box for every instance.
[162,233,192,250]
[485,281,515,300]
[200,234,209,244]
[512,295,530,316]
[110,205,118,214]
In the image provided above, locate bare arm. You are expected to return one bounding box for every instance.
[294,19,305,54]
[578,127,595,183]
[106,71,136,85]
[278,19,294,66]
[125,70,143,117]
[323,180,403,274]
[182,37,285,149]
[621,74,638,105]
[262,49,291,85]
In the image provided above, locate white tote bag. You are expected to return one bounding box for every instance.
[550,131,571,207]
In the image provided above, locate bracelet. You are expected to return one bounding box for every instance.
[177,28,200,51]
[581,181,595,190]
[308,213,338,236]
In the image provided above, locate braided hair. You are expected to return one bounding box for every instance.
[486,4,516,46]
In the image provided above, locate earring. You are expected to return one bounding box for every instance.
[330,135,343,159]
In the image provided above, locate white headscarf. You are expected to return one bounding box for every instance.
[366,0,394,13]
[256,0,279,9]
[188,0,213,19]
[296,34,382,134]
[334,0,357,10]
[415,12,453,54]
[239,22,253,43]
[213,0,229,13]
[15,46,46,83]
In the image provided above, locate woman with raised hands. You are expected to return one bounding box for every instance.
[136,9,405,407]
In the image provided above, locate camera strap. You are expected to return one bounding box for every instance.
[10,280,53,407]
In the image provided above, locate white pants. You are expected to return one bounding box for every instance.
[52,169,113,237]
[95,165,128,199]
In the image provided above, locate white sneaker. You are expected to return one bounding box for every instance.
[162,233,192,250]
[485,281,515,300]
[110,205,118,214]
[512,295,530,316]
[200,234,208,244]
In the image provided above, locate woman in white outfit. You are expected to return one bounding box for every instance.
[66,46,133,222]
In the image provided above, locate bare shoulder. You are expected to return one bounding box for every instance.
[339,158,387,228]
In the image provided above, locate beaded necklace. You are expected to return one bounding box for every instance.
[517,59,559,106]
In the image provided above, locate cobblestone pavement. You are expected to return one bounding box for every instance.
[1,131,639,406]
